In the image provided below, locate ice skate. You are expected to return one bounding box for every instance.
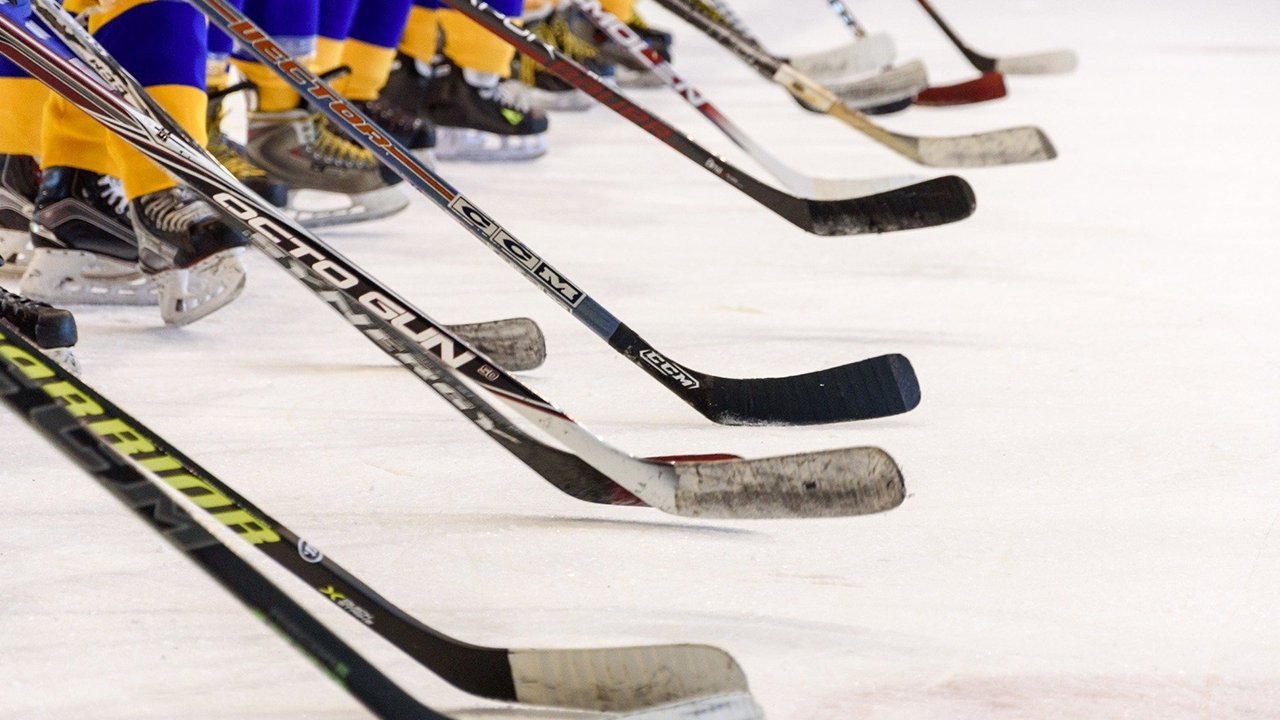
[357,70,437,165]
[20,166,157,307]
[0,154,39,274]
[245,108,409,228]
[508,6,615,112]
[130,184,248,326]
[423,57,549,162]
[565,4,674,88]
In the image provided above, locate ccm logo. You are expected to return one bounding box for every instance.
[449,196,585,308]
[640,350,700,389]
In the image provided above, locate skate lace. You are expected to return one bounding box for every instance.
[211,141,269,180]
[519,13,599,86]
[96,175,130,219]
[308,116,378,170]
[140,186,214,235]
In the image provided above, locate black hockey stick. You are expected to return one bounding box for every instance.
[0,321,451,720]
[0,286,753,713]
[913,0,1077,76]
[1,1,905,518]
[651,0,1056,167]
[436,0,964,230]
[570,0,930,199]
[190,0,927,425]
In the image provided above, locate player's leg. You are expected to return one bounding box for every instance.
[0,46,48,271]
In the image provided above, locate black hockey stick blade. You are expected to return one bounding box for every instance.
[806,175,975,235]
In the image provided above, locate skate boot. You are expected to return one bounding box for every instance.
[245,108,408,228]
[208,83,289,208]
[20,166,156,306]
[355,71,437,165]
[130,184,248,327]
[0,154,39,274]
[424,56,549,162]
[565,5,674,88]
[509,6,616,113]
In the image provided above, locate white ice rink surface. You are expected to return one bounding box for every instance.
[2,0,1278,717]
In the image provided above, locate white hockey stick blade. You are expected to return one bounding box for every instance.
[673,446,904,519]
[509,645,749,712]
[788,32,896,84]
[912,125,1056,167]
[828,59,928,109]
[995,48,1078,75]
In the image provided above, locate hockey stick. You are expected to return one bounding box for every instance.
[1,1,906,519]
[189,0,932,423]
[814,0,1007,106]
[0,321,451,720]
[0,287,755,714]
[651,0,1055,167]
[570,0,932,199]
[914,0,1077,76]
[433,2,970,234]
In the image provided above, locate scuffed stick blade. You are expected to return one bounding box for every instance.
[913,125,1056,167]
[509,645,749,712]
[827,59,928,109]
[806,175,975,235]
[828,99,1055,167]
[996,48,1078,75]
[788,32,896,84]
[915,72,1006,106]
[674,446,905,519]
[448,317,547,371]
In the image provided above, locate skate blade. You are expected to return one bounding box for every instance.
[290,187,410,229]
[155,248,247,327]
[434,127,550,163]
[19,248,158,306]
[0,229,31,275]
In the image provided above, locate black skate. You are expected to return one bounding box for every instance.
[422,56,549,162]
[20,166,155,307]
[0,154,39,273]
[509,6,617,112]
[565,4,674,88]
[130,185,248,326]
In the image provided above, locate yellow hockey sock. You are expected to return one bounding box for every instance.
[399,6,441,63]
[0,79,49,157]
[439,9,517,77]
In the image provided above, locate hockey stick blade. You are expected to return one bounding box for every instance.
[995,49,1078,76]
[914,72,1007,107]
[449,317,546,372]
[674,446,903,518]
[825,59,928,109]
[805,175,974,235]
[614,337,922,425]
[786,32,896,84]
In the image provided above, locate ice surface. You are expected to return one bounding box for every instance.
[1,0,1278,718]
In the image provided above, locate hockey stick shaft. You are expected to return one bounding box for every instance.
[913,0,993,72]
[0,321,449,720]
[823,0,867,37]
